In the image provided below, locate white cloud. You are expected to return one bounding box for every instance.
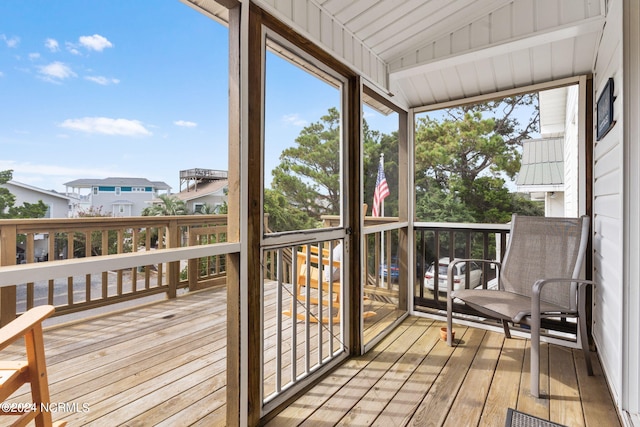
[29,52,41,60]
[79,34,113,52]
[44,38,59,52]
[174,120,197,128]
[282,113,307,127]
[37,61,77,83]
[85,75,120,85]
[0,71,4,78]
[1,34,20,48]
[59,117,152,137]
[65,42,80,55]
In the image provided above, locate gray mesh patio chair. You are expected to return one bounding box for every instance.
[445,214,596,398]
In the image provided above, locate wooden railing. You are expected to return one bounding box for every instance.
[0,215,230,324]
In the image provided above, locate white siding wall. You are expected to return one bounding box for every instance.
[5,183,69,218]
[92,190,154,217]
[592,0,624,410]
[186,193,226,213]
[622,0,640,421]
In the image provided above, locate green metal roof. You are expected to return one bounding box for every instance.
[516,138,564,187]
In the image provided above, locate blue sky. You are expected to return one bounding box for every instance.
[1,0,229,192]
[0,0,398,193]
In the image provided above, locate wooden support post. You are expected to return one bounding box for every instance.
[166,219,179,299]
[346,75,363,355]
[244,5,263,425]
[188,230,198,292]
[226,3,243,426]
[0,224,17,326]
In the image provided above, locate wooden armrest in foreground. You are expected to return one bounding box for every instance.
[0,305,66,427]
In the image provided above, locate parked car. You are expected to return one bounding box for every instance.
[379,257,399,281]
[424,257,482,292]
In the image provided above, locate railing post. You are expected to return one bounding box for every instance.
[167,219,179,299]
[0,224,18,326]
[188,227,197,292]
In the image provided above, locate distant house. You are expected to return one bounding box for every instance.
[2,180,72,262]
[64,177,171,217]
[174,179,228,214]
[516,86,582,218]
[3,180,71,219]
[150,169,228,214]
[516,137,565,216]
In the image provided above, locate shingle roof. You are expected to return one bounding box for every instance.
[5,180,71,200]
[173,179,228,202]
[64,177,171,190]
[516,138,564,187]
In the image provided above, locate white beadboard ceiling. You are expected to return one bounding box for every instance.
[184,0,606,109]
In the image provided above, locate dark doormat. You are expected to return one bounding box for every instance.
[505,408,567,427]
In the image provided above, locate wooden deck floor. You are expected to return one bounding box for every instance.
[5,286,620,427]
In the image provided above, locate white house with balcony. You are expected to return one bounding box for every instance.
[169,168,229,214]
[173,179,228,214]
[64,177,171,217]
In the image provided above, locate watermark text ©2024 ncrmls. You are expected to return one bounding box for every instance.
[1,401,90,414]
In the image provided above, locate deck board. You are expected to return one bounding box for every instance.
[444,331,503,427]
[4,285,622,426]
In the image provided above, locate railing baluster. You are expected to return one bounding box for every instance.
[131,228,138,293]
[48,233,54,305]
[101,230,109,299]
[275,248,283,393]
[85,231,91,302]
[67,232,74,305]
[291,245,298,382]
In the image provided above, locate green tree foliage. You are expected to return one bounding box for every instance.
[267,108,399,231]
[363,124,399,217]
[415,95,543,222]
[0,170,49,219]
[268,95,543,232]
[264,189,318,232]
[141,194,187,216]
[270,108,341,227]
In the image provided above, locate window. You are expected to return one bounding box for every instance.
[263,37,342,233]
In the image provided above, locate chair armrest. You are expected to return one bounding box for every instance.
[532,278,597,295]
[531,278,596,320]
[0,305,55,352]
[446,258,501,293]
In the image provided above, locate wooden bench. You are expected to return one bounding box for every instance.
[283,245,375,323]
[0,305,66,427]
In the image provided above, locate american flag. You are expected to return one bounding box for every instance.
[372,159,390,217]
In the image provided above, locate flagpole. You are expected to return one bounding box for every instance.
[379,153,385,286]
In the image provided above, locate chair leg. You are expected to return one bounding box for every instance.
[502,320,511,338]
[446,292,454,346]
[579,309,594,376]
[578,284,594,376]
[530,312,541,398]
